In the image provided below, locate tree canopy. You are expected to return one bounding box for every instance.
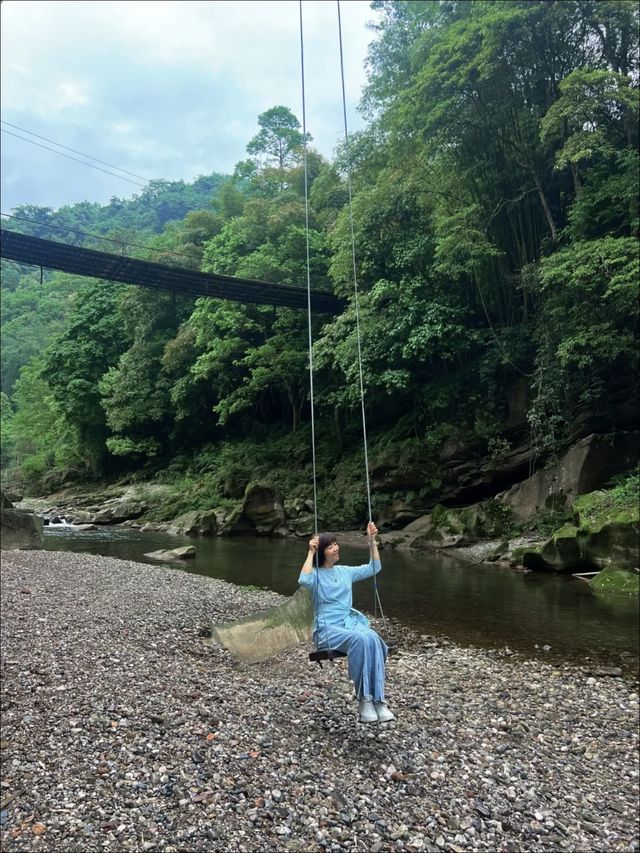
[2,0,638,526]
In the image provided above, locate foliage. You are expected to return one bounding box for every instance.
[2,2,639,530]
[246,106,311,171]
[573,469,640,526]
[43,282,130,472]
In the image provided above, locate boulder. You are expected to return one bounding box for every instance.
[1,508,44,550]
[242,484,286,534]
[521,506,638,573]
[590,565,639,596]
[1,491,14,509]
[75,523,99,531]
[573,494,640,570]
[67,510,93,524]
[90,499,147,525]
[522,525,588,573]
[587,517,639,570]
[499,431,638,521]
[403,514,434,534]
[144,546,196,561]
[139,522,165,532]
[376,499,424,530]
[217,505,256,537]
[167,510,217,537]
[292,514,316,537]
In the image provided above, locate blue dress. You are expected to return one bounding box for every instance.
[298,559,388,702]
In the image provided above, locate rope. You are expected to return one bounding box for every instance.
[299,0,318,542]
[336,0,373,529]
[336,0,386,625]
[299,0,388,644]
[299,0,331,652]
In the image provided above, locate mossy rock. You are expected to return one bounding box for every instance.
[431,504,464,535]
[523,526,589,572]
[573,491,640,528]
[591,565,640,596]
[486,540,510,562]
[587,521,640,569]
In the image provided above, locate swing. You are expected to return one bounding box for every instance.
[299,0,396,670]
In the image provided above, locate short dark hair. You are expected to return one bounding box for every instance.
[317,533,337,567]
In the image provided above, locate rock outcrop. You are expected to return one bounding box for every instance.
[167,510,217,537]
[498,431,638,521]
[243,484,287,535]
[521,492,639,575]
[1,492,44,550]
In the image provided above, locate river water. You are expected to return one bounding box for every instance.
[43,525,638,670]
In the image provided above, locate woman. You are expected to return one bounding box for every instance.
[298,521,395,724]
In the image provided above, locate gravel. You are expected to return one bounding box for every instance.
[1,550,638,852]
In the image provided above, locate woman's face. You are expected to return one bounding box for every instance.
[324,540,339,564]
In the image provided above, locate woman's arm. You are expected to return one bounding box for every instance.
[349,522,382,582]
[300,535,319,575]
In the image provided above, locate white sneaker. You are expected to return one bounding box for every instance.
[358,697,378,723]
[374,701,395,722]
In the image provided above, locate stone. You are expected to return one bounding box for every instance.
[590,566,639,596]
[376,499,424,530]
[144,546,196,561]
[242,484,286,535]
[0,508,44,550]
[217,505,256,537]
[97,499,148,524]
[167,510,217,537]
[523,526,587,573]
[498,432,639,521]
[403,514,434,535]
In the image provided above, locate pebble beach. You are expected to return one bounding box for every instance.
[1,550,638,853]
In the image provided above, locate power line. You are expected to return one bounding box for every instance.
[0,212,199,263]
[1,120,152,183]
[1,128,147,188]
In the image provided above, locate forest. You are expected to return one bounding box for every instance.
[1,0,638,529]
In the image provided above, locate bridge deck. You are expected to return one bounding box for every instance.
[0,229,346,313]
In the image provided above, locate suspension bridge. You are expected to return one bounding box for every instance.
[0,229,346,313]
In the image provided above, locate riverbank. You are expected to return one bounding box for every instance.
[1,551,638,852]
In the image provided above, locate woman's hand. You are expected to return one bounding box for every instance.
[367,521,378,538]
[308,535,319,553]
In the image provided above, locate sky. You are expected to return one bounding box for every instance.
[0,0,381,214]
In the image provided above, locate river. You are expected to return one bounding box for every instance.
[43,525,638,670]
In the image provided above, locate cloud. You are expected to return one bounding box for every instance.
[0,0,381,212]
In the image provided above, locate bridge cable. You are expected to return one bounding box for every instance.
[336,0,386,624]
[0,212,205,264]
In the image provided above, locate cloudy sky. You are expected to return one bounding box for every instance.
[1,0,381,213]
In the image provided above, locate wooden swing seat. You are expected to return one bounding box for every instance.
[309,640,398,667]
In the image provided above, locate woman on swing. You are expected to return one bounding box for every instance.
[298,522,395,724]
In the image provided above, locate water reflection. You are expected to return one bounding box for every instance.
[44,526,638,667]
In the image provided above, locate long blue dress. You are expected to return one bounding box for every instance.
[298,559,388,702]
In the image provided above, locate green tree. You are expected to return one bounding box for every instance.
[44,282,129,472]
[246,106,311,170]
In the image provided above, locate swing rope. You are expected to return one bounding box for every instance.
[300,0,388,660]
[299,0,333,654]
[336,0,386,626]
